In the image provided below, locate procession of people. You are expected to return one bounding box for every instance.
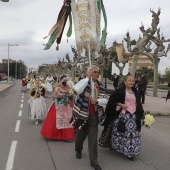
[22,67,153,170]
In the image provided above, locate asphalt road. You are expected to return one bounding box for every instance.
[0,83,170,170]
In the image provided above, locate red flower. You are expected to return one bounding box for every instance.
[96,84,99,90]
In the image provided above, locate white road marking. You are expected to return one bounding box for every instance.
[22,96,24,99]
[15,120,21,132]
[21,99,24,103]
[6,140,17,170]
[20,104,23,108]
[18,110,22,117]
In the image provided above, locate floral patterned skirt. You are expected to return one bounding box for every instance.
[112,111,141,157]
[99,122,112,149]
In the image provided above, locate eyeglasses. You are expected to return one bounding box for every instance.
[94,71,100,74]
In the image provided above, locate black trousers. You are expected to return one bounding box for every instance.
[139,90,145,103]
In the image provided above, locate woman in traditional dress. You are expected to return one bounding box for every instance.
[21,77,27,93]
[41,75,74,141]
[99,74,144,161]
[28,76,47,125]
[26,74,31,90]
[45,74,54,97]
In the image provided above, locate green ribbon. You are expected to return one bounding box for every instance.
[67,12,72,38]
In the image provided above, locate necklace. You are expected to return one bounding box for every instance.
[126,89,132,93]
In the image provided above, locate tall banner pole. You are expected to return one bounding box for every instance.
[88,41,94,97]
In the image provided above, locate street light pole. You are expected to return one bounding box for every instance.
[7,44,19,84]
[7,44,9,84]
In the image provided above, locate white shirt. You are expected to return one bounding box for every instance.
[74,77,108,106]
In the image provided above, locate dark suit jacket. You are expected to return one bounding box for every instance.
[113,75,119,87]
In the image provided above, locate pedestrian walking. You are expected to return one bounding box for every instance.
[21,77,27,93]
[99,74,144,161]
[41,75,74,141]
[166,80,170,102]
[28,76,47,125]
[138,74,148,104]
[45,74,54,97]
[112,73,119,90]
[117,73,124,88]
[71,65,108,170]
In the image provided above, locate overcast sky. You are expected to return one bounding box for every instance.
[0,0,170,74]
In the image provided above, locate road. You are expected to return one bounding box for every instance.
[0,83,170,170]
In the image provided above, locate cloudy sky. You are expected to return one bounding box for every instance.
[0,0,170,74]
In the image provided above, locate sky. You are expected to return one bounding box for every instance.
[0,0,170,74]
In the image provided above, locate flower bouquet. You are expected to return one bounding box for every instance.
[60,88,75,106]
[142,110,155,128]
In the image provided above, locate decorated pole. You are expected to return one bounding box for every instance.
[43,0,107,83]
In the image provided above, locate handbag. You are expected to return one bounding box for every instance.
[117,118,126,133]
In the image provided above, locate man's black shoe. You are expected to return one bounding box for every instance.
[91,164,102,170]
[76,151,81,159]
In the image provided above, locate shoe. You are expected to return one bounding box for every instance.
[142,102,145,104]
[127,156,134,161]
[76,151,82,159]
[91,164,102,170]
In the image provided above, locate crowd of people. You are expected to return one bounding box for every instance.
[20,67,154,170]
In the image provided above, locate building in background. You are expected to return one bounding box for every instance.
[128,54,153,71]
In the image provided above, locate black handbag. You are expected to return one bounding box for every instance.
[117,118,126,133]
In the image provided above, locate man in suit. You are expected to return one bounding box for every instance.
[112,73,119,90]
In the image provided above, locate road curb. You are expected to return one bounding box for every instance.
[0,84,13,92]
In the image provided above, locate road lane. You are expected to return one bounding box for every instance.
[0,83,170,170]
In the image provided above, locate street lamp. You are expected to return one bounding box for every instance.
[8,44,19,84]
[19,67,21,79]
[0,0,9,2]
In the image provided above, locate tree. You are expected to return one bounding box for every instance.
[135,67,154,82]
[165,67,170,80]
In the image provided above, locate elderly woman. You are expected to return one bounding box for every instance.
[41,75,74,141]
[99,74,144,161]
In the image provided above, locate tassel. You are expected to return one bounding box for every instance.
[43,36,48,39]
[56,44,59,51]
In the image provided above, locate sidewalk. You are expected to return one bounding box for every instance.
[143,96,170,116]
[0,81,13,92]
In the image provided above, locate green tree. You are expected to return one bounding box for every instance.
[135,67,154,82]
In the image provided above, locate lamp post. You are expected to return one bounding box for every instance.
[7,44,19,84]
[104,55,108,89]
[20,67,21,79]
[0,0,9,2]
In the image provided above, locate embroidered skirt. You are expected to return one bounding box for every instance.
[112,111,141,157]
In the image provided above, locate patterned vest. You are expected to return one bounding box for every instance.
[72,80,106,121]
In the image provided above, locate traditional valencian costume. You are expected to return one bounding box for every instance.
[26,75,31,90]
[21,78,27,93]
[28,78,47,125]
[99,85,144,160]
[41,76,74,140]
[45,74,54,96]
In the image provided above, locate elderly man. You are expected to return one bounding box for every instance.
[72,65,108,170]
